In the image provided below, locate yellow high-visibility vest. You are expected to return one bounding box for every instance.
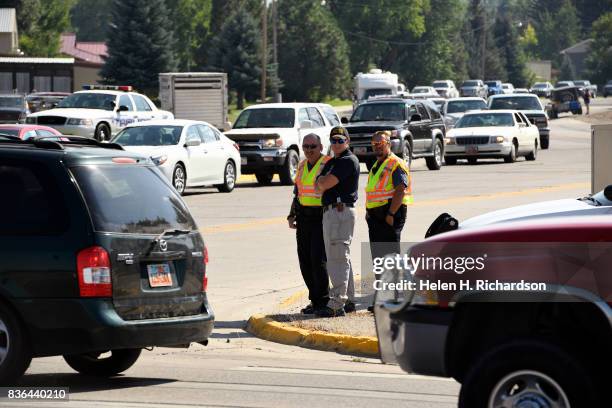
[295,155,330,206]
[365,153,413,209]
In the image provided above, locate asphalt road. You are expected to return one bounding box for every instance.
[10,99,610,408]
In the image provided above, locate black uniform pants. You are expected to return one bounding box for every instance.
[366,204,407,260]
[296,212,329,308]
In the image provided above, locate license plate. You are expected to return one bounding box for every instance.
[147,264,173,287]
[241,157,247,165]
[353,147,368,154]
[466,145,478,155]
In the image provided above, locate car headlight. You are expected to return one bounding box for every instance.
[389,129,401,138]
[25,116,36,124]
[444,137,456,145]
[66,118,93,126]
[263,138,282,148]
[492,136,506,143]
[151,155,168,165]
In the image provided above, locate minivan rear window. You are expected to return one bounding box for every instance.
[71,165,196,234]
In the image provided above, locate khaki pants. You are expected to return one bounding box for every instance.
[322,207,355,310]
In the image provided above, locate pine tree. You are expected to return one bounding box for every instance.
[101,0,177,95]
[207,8,261,109]
[586,12,612,86]
[495,15,529,87]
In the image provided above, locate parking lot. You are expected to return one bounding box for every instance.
[10,98,608,408]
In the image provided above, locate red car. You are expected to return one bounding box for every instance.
[0,124,62,140]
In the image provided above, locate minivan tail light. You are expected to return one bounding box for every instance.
[203,246,209,292]
[77,246,112,297]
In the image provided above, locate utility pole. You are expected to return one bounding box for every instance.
[271,0,279,102]
[261,0,268,102]
[480,0,486,79]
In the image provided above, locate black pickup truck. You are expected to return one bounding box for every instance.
[340,98,445,170]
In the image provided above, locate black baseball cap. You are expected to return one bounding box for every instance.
[330,126,349,138]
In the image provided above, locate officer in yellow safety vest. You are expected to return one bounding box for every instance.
[365,130,413,261]
[287,133,331,314]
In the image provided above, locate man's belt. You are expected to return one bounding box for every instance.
[323,202,355,213]
[298,206,323,217]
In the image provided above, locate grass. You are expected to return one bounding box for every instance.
[322,98,353,107]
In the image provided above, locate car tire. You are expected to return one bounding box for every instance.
[425,138,443,170]
[216,161,236,193]
[94,123,111,141]
[0,305,32,384]
[467,157,478,165]
[279,149,299,185]
[255,172,273,185]
[444,157,457,165]
[64,349,141,377]
[172,164,186,195]
[525,141,537,161]
[504,142,517,163]
[540,135,549,149]
[401,141,412,169]
[458,340,598,408]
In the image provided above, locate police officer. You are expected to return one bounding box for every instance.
[287,134,330,314]
[365,130,413,260]
[314,126,360,317]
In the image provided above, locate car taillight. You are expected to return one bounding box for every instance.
[77,246,112,297]
[203,246,209,292]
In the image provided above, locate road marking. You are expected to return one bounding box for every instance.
[233,365,456,382]
[201,182,589,235]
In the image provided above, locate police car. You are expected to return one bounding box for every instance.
[25,85,174,140]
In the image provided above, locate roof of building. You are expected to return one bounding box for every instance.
[0,57,75,64]
[560,39,594,54]
[60,33,107,65]
[0,8,16,34]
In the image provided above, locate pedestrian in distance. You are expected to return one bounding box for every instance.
[314,126,360,317]
[287,134,330,314]
[583,89,591,115]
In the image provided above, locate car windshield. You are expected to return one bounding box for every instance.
[462,81,479,87]
[455,113,514,128]
[363,88,393,99]
[485,82,499,87]
[490,97,542,110]
[0,97,23,107]
[113,125,182,146]
[446,99,487,114]
[533,83,547,88]
[57,92,116,110]
[71,165,197,234]
[351,103,405,122]
[412,87,430,93]
[502,84,511,89]
[574,81,587,86]
[432,82,448,88]
[0,128,19,136]
[432,100,445,109]
[233,108,295,128]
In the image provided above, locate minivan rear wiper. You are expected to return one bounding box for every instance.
[145,229,191,255]
[578,196,602,206]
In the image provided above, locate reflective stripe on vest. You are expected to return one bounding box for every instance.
[295,155,330,206]
[365,153,413,209]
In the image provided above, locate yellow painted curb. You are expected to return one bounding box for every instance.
[246,314,379,357]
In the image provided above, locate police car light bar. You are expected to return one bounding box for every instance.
[82,85,133,92]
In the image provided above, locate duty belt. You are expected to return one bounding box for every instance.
[323,202,354,213]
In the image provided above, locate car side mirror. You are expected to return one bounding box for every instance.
[341,117,349,124]
[604,185,612,201]
[185,139,201,147]
[223,121,232,132]
[300,120,313,129]
[410,114,422,122]
[118,105,129,112]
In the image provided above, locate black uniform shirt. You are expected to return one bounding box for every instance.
[319,148,360,206]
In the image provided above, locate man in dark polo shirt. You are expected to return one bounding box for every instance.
[314,126,360,317]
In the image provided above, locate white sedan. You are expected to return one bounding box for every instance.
[112,119,241,194]
[444,110,539,165]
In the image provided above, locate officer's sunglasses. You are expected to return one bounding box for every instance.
[330,137,347,144]
[371,140,388,147]
[302,144,318,149]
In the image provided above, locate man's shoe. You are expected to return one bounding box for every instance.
[300,304,315,314]
[315,306,346,318]
[367,305,374,313]
[344,301,356,313]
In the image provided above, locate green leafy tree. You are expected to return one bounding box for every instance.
[518,23,538,61]
[207,8,261,109]
[70,0,112,41]
[101,0,177,95]
[574,0,612,35]
[277,0,351,101]
[495,15,529,86]
[165,0,212,71]
[535,0,581,67]
[586,12,612,86]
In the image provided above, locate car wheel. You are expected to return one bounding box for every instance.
[255,172,273,185]
[425,138,443,170]
[444,157,457,165]
[279,149,299,185]
[467,157,478,165]
[216,161,236,193]
[401,141,412,169]
[0,305,32,384]
[458,340,598,408]
[540,135,549,149]
[94,123,111,141]
[504,142,517,163]
[172,164,186,195]
[64,349,141,377]
[525,141,537,161]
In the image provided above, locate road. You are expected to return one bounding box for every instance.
[9,100,609,408]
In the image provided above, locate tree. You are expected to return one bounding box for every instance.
[277,0,351,101]
[207,9,261,109]
[535,0,581,67]
[165,0,212,71]
[101,0,177,95]
[586,12,612,86]
[574,0,612,36]
[70,0,112,41]
[518,23,538,61]
[495,15,529,86]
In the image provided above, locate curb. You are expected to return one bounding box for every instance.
[246,314,379,357]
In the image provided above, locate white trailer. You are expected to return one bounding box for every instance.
[353,69,401,106]
[159,72,229,129]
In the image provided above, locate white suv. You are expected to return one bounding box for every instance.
[225,103,338,185]
[26,85,173,141]
[432,80,459,99]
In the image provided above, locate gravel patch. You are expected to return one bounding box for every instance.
[269,311,376,338]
